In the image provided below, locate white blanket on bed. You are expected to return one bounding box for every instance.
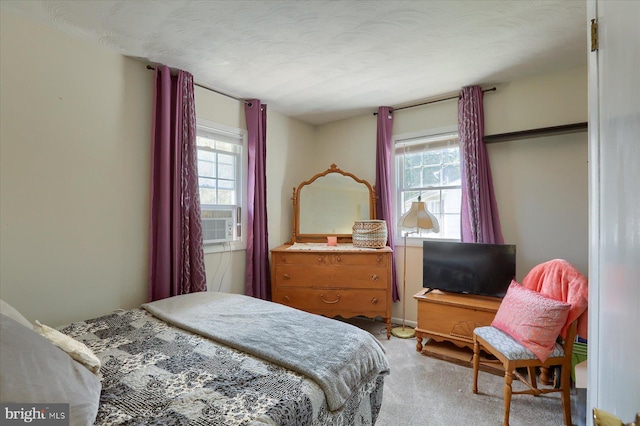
[141,292,389,412]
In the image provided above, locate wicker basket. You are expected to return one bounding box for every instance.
[352,220,388,248]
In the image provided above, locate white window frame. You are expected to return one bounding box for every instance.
[196,118,248,254]
[393,126,461,248]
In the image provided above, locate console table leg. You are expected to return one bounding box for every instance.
[416,335,423,352]
[386,319,391,339]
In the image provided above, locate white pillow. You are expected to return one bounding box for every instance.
[0,298,32,328]
[0,314,101,426]
[33,320,101,376]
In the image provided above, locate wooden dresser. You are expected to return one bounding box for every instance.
[271,244,392,338]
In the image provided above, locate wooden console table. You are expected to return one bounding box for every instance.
[414,289,503,373]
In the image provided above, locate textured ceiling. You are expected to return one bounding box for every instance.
[1,0,587,125]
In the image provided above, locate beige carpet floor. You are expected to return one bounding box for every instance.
[343,317,581,426]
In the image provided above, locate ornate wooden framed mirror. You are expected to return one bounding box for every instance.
[292,164,376,243]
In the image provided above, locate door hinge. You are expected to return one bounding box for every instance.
[591,19,599,52]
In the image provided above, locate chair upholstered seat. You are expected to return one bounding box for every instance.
[474,326,565,361]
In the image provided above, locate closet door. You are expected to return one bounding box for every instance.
[587,0,640,421]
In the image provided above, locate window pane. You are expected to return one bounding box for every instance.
[198,160,215,177]
[198,177,217,189]
[217,189,235,205]
[406,167,422,188]
[198,150,216,161]
[218,152,235,165]
[405,153,422,168]
[442,188,461,214]
[422,151,441,166]
[421,165,440,186]
[199,188,217,204]
[218,179,235,190]
[440,214,461,240]
[442,164,460,185]
[443,147,459,164]
[218,163,235,180]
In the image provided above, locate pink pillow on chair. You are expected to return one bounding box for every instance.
[492,281,571,362]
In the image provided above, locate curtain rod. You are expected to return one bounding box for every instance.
[373,87,497,115]
[146,65,250,105]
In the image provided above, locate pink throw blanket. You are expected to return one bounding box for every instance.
[522,259,589,339]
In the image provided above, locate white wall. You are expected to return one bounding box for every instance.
[0,10,151,326]
[488,133,588,278]
[313,66,588,324]
[265,111,317,247]
[314,114,378,185]
[484,67,588,135]
[0,10,315,324]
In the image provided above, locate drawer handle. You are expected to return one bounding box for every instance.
[371,297,378,304]
[283,295,290,302]
[335,256,342,263]
[318,257,325,264]
[320,294,341,304]
[376,255,383,264]
[371,274,379,281]
[283,274,290,280]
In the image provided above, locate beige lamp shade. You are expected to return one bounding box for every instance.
[398,201,440,233]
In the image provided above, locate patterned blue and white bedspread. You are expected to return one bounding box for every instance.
[60,308,385,425]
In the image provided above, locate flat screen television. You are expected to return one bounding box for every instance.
[422,241,516,298]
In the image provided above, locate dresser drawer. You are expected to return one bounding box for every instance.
[273,288,388,315]
[272,252,330,266]
[273,265,388,289]
[272,251,390,267]
[331,252,389,267]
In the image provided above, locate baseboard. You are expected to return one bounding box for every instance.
[391,316,417,328]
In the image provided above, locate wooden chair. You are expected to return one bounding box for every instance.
[472,319,577,426]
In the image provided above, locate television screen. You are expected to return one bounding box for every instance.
[422,241,516,298]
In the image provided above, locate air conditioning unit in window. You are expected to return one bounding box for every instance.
[201,206,235,244]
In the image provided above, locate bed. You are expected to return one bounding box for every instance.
[0,293,389,426]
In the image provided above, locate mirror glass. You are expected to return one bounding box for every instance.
[293,165,375,242]
[299,174,371,234]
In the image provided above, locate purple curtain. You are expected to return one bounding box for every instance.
[148,65,207,302]
[458,86,504,244]
[375,106,400,302]
[245,99,271,299]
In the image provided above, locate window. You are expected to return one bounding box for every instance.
[196,119,246,249]
[395,131,461,240]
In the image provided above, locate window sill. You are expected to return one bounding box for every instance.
[395,236,460,248]
[203,241,246,254]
